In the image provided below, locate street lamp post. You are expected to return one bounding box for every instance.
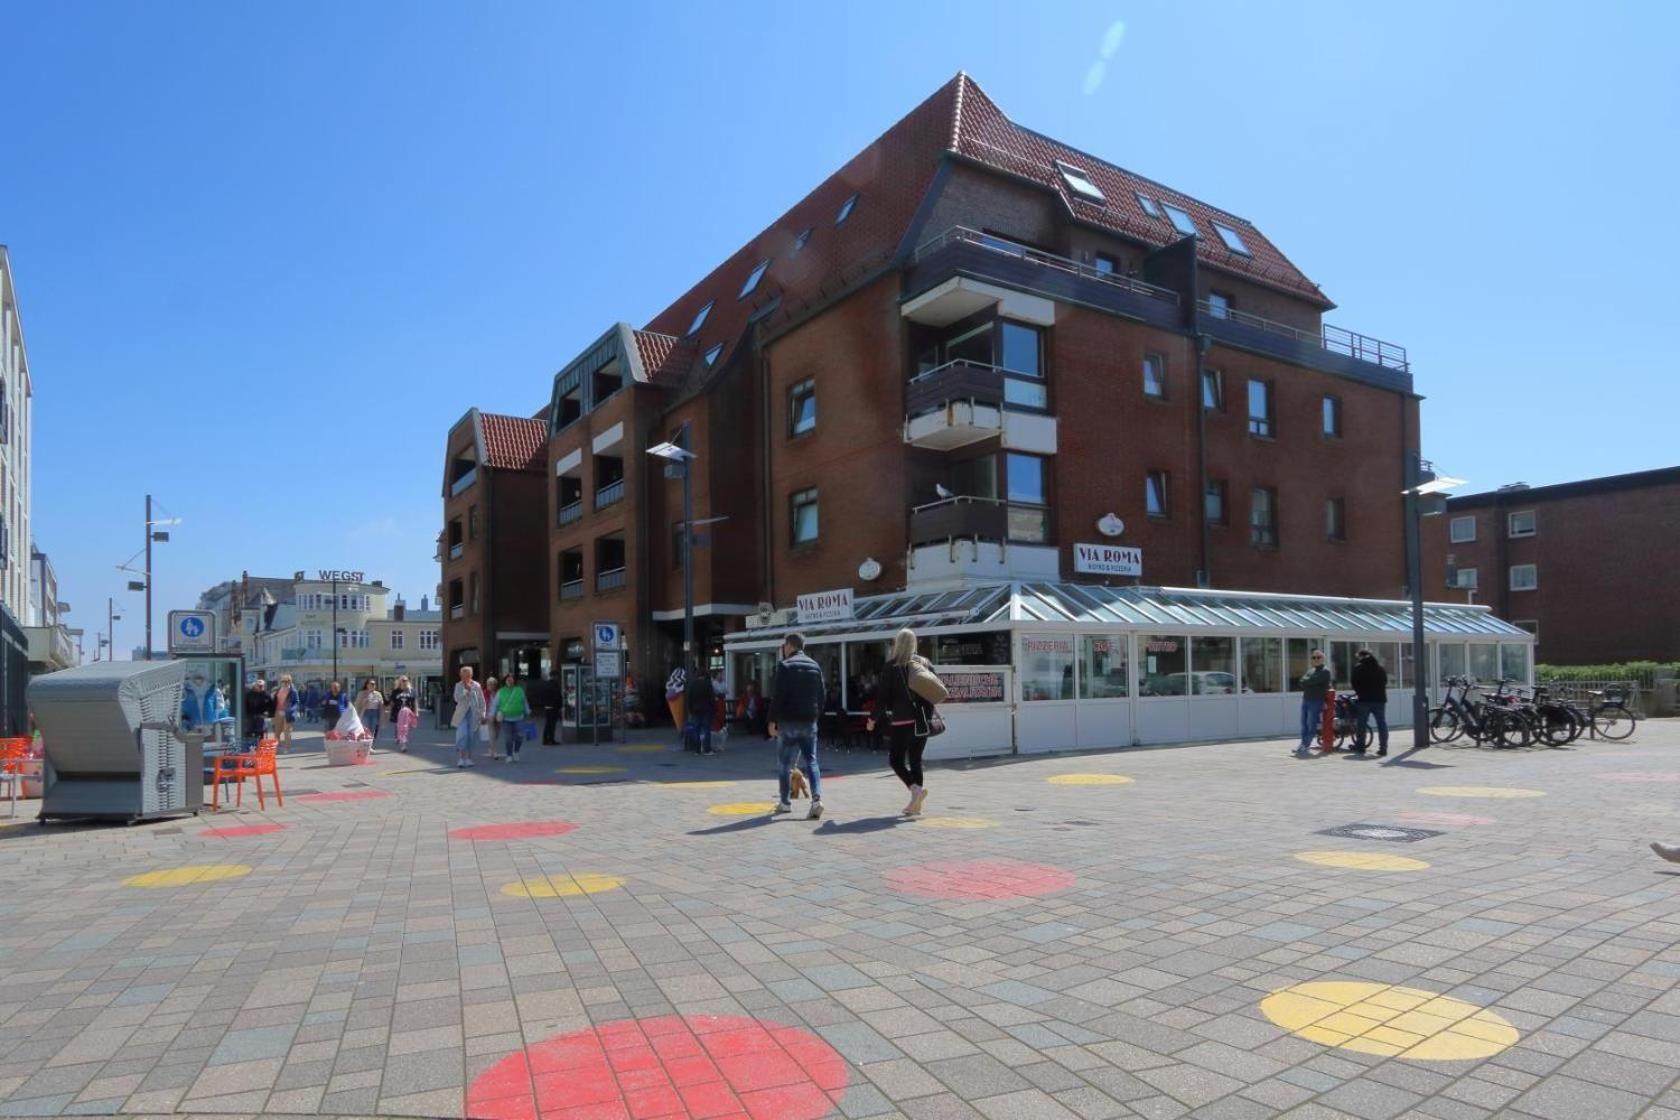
[648,424,697,675]
[1403,452,1466,752]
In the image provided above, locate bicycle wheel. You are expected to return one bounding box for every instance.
[1495,710,1532,749]
[1538,707,1579,747]
[1428,706,1461,743]
[1594,704,1636,741]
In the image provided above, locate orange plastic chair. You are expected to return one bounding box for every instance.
[212,737,284,811]
[0,737,33,818]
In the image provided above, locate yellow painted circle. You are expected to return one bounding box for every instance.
[123,864,253,888]
[1295,850,1430,872]
[1419,786,1545,799]
[501,872,625,898]
[558,765,626,775]
[916,816,998,830]
[707,801,777,816]
[1261,981,1519,1060]
[617,744,666,754]
[1047,773,1134,786]
[661,780,738,789]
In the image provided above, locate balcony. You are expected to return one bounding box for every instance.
[595,478,625,511]
[557,500,583,527]
[905,361,1058,454]
[596,567,626,593]
[1196,300,1411,391]
[905,227,1180,331]
[449,466,479,497]
[907,498,1060,587]
[450,604,465,620]
[561,579,584,601]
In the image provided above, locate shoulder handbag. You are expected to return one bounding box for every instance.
[908,667,946,738]
[907,658,950,706]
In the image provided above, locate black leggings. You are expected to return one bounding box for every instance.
[888,723,928,789]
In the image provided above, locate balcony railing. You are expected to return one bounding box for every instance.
[449,603,465,620]
[909,495,1054,546]
[448,543,464,560]
[596,567,626,592]
[449,466,479,496]
[560,579,584,601]
[595,478,625,510]
[911,226,1180,306]
[1197,299,1410,373]
[557,499,583,527]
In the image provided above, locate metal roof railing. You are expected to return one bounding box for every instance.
[912,226,1180,306]
[1200,300,1409,374]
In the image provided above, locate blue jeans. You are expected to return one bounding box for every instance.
[455,710,479,756]
[503,719,525,756]
[1356,700,1389,750]
[688,712,713,752]
[1299,697,1326,748]
[777,723,820,804]
[365,710,381,740]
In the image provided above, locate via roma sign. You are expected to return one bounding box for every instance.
[795,587,854,624]
[1073,543,1143,578]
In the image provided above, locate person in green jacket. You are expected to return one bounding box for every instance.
[1296,649,1332,757]
[496,676,532,762]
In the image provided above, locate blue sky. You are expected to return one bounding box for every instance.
[5,0,1675,655]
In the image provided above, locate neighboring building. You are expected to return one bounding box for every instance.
[24,547,74,673]
[196,573,297,654]
[448,74,1425,720]
[440,409,550,681]
[1,248,35,730]
[1424,467,1680,665]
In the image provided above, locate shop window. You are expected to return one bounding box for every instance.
[1139,635,1188,696]
[788,378,816,437]
[1469,644,1499,684]
[1501,643,1530,684]
[1190,636,1237,694]
[1439,643,1467,684]
[1146,470,1169,519]
[1020,635,1075,701]
[1328,641,1355,688]
[1287,638,1319,691]
[1143,353,1166,399]
[1449,515,1476,543]
[1240,637,1283,693]
[929,631,1011,666]
[790,487,819,546]
[1509,563,1537,591]
[1078,635,1129,699]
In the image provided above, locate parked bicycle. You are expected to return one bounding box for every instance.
[1428,677,1530,748]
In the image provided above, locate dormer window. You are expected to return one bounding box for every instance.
[791,229,812,256]
[1136,193,1163,219]
[1212,222,1251,255]
[687,301,713,336]
[835,193,858,226]
[739,259,770,299]
[1162,204,1197,237]
[703,343,723,367]
[1055,161,1105,204]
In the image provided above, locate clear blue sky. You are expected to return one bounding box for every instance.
[5,0,1675,655]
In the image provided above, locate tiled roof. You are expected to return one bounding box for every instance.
[477,412,546,471]
[631,330,699,388]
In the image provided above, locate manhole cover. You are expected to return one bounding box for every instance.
[1317,822,1443,844]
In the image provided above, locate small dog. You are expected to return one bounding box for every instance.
[788,766,810,800]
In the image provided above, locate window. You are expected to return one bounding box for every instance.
[305,629,322,650]
[1204,481,1226,526]
[1513,619,1539,638]
[1510,563,1537,591]
[703,343,723,367]
[1093,253,1118,275]
[1247,380,1274,437]
[1055,161,1106,204]
[687,301,712,336]
[1191,636,1237,694]
[1241,637,1284,694]
[1207,291,1232,319]
[1250,487,1277,548]
[390,629,404,651]
[1469,644,1499,684]
[1508,510,1536,538]
[834,193,858,226]
[791,228,811,256]
[790,487,819,546]
[1212,222,1250,255]
[1136,193,1162,219]
[1201,368,1224,411]
[1005,452,1048,543]
[788,378,816,437]
[1326,497,1346,542]
[739,259,770,299]
[1457,567,1479,590]
[419,629,439,651]
[998,321,1046,408]
[1449,515,1476,543]
[1079,635,1129,698]
[1162,203,1197,236]
[1145,471,1169,519]
[1142,353,1166,399]
[1322,395,1342,437]
[1020,635,1075,701]
[1139,635,1188,695]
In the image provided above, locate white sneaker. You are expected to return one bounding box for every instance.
[909,786,929,815]
[903,785,922,815]
[1652,842,1680,864]
[457,759,466,769]
[807,800,824,820]
[773,802,791,814]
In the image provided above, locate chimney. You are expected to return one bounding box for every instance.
[394,600,406,622]
[421,594,429,611]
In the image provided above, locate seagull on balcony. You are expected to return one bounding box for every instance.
[935,484,954,500]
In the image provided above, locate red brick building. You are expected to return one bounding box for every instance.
[445,74,1425,711]
[1422,467,1680,665]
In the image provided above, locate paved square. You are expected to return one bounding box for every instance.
[2,718,1679,1119]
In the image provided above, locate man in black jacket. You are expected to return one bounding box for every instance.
[1350,648,1390,757]
[685,667,718,756]
[768,632,825,819]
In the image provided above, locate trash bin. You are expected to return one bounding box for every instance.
[28,660,204,823]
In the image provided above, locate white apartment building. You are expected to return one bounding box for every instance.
[0,247,34,627]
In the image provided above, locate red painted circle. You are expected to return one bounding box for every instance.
[200,823,287,838]
[884,858,1076,900]
[294,790,391,803]
[466,1014,847,1120]
[450,821,579,842]
[1599,772,1680,783]
[1397,810,1494,828]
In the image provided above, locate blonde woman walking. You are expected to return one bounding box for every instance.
[868,628,947,816]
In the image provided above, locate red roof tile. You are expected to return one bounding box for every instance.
[478,412,546,471]
[631,330,698,388]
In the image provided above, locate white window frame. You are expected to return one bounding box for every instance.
[1054,161,1106,204]
[1509,563,1538,592]
[1448,515,1476,543]
[1212,222,1250,255]
[1507,510,1536,538]
[390,629,404,650]
[1456,567,1479,590]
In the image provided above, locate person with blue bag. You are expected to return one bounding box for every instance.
[496,674,532,763]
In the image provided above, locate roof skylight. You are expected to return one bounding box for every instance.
[791,229,811,256]
[687,301,713,336]
[1212,222,1250,255]
[1055,161,1106,204]
[1161,203,1198,237]
[739,259,770,299]
[835,193,858,226]
[703,343,723,367]
[1136,193,1162,219]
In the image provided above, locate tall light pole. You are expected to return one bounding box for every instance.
[1403,452,1466,752]
[648,424,697,674]
[140,495,178,660]
[105,597,122,662]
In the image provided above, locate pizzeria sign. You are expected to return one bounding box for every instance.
[1073,542,1142,577]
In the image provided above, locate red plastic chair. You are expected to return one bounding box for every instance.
[212,738,283,811]
[0,737,32,818]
